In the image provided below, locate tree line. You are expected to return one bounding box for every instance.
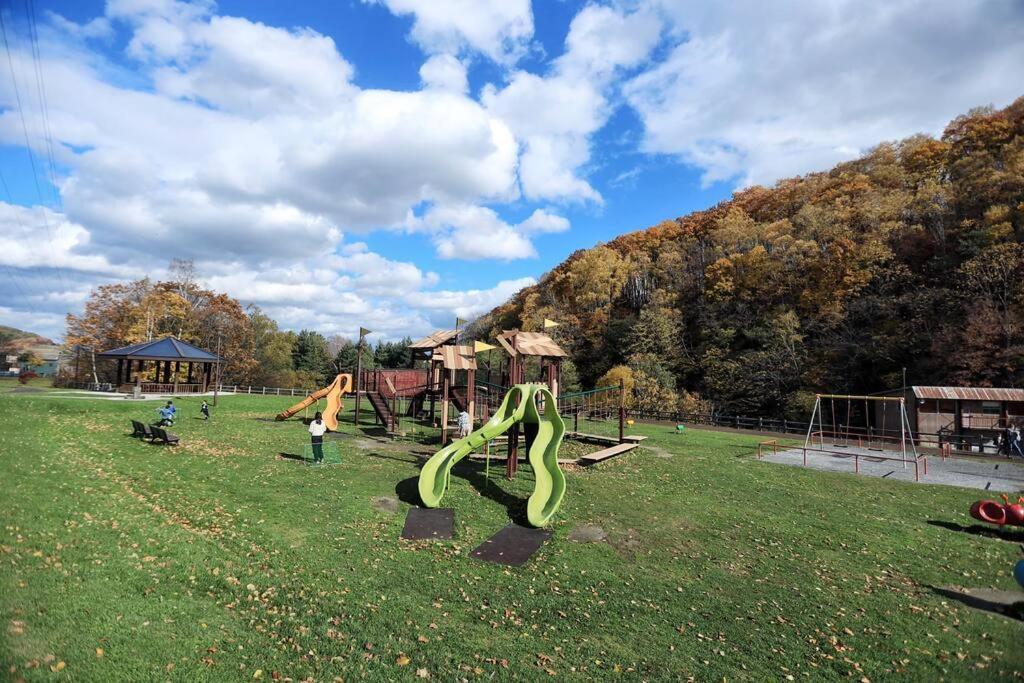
[471,98,1024,418]
[63,259,413,389]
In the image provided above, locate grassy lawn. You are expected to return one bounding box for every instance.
[0,376,55,392]
[1,391,1022,681]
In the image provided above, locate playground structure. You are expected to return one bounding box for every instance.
[275,373,353,431]
[418,384,566,528]
[969,495,1024,527]
[759,394,930,481]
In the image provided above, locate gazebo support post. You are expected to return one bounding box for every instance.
[116,358,123,388]
[173,361,180,394]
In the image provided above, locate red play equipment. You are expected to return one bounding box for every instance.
[968,495,1024,526]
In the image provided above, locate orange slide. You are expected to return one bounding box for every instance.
[275,373,353,431]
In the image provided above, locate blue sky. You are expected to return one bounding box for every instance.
[1,1,1022,342]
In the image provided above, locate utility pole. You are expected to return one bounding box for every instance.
[213,328,223,406]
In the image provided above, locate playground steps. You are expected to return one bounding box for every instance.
[366,391,397,431]
[579,442,638,465]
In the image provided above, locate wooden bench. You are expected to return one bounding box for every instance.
[578,442,638,465]
[151,426,180,446]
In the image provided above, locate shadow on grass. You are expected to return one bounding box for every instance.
[927,519,1024,543]
[362,451,422,466]
[395,476,420,505]
[929,585,1024,621]
[277,451,310,463]
[394,461,531,526]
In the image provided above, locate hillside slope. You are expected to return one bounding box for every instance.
[474,98,1024,417]
[0,325,54,350]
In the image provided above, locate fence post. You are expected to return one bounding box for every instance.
[618,378,625,443]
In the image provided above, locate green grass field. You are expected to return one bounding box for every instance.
[1,391,1022,681]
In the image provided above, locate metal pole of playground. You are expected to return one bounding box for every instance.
[355,332,364,426]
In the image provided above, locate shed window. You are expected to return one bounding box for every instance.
[982,401,1001,415]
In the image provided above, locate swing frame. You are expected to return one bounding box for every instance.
[804,394,918,468]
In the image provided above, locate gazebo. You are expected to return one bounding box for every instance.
[97,336,223,394]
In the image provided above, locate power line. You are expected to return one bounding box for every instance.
[23,0,62,210]
[0,7,66,289]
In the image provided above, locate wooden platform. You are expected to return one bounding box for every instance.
[578,442,638,465]
[565,431,620,446]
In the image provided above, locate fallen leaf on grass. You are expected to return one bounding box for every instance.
[50,661,65,672]
[415,668,430,678]
[95,648,104,658]
[396,655,411,666]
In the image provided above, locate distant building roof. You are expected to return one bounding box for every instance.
[431,344,477,371]
[409,329,459,350]
[912,386,1024,402]
[25,344,60,361]
[497,331,567,358]
[98,336,222,362]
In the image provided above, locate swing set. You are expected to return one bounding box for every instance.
[802,393,922,474]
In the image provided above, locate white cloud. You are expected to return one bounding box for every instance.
[626,0,1024,187]
[408,203,570,260]
[405,276,536,322]
[419,54,468,93]
[370,0,534,64]
[482,4,662,203]
[0,202,140,277]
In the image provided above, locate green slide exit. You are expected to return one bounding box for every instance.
[417,384,566,528]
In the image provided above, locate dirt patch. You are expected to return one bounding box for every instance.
[371,496,400,514]
[608,528,642,554]
[568,524,607,543]
[643,444,673,459]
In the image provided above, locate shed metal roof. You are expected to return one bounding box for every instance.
[912,386,1024,402]
[97,336,222,362]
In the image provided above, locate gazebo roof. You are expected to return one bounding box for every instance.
[98,336,222,362]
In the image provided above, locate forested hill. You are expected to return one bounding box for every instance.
[473,97,1024,418]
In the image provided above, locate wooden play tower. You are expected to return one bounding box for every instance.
[495,330,567,478]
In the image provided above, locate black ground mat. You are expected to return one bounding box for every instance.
[401,507,454,540]
[470,524,552,566]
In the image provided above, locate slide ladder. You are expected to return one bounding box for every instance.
[418,384,566,527]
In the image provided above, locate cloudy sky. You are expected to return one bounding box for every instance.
[1,0,1021,342]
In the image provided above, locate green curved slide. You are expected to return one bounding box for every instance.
[417,384,566,527]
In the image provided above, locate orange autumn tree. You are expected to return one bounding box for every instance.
[471,96,1024,417]
[65,268,259,384]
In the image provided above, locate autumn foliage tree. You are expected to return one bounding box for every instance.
[474,97,1024,416]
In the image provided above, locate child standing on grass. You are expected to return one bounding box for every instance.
[457,409,472,438]
[309,411,326,464]
[200,400,210,420]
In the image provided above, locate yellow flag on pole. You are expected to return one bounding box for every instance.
[543,318,560,329]
[359,327,372,338]
[455,317,469,329]
[473,340,497,353]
